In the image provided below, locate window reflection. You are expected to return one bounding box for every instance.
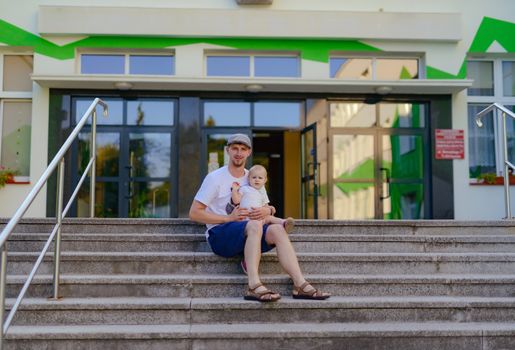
[379,103,425,128]
[129,181,170,218]
[77,181,119,218]
[467,61,494,96]
[333,183,375,219]
[207,134,232,172]
[330,103,375,127]
[503,61,515,97]
[383,184,424,219]
[330,58,372,79]
[129,55,175,75]
[75,99,123,125]
[78,132,120,177]
[376,59,418,79]
[332,134,374,179]
[255,56,299,77]
[330,57,418,80]
[203,102,251,126]
[129,133,171,178]
[81,55,125,74]
[206,56,250,76]
[382,135,423,178]
[127,100,174,126]
[254,102,301,127]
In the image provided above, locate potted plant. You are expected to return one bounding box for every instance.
[0,166,18,188]
[477,172,497,185]
[477,172,515,185]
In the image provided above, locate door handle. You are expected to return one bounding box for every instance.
[126,152,135,201]
[380,167,391,200]
[314,162,321,197]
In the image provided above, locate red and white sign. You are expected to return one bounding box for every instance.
[435,129,464,160]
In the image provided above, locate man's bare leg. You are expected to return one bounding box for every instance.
[264,224,304,285]
[244,220,264,287]
[244,220,280,298]
[265,224,329,297]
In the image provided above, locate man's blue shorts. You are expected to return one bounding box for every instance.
[207,221,275,258]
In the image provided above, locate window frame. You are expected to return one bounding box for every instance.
[204,51,301,78]
[467,57,515,179]
[329,53,424,80]
[77,50,176,76]
[0,51,33,179]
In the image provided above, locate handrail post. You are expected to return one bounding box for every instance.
[0,98,107,339]
[501,112,512,219]
[90,109,97,218]
[0,245,8,349]
[52,159,65,299]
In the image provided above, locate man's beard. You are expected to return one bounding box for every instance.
[231,158,246,167]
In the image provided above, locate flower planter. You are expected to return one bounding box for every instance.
[5,174,15,184]
[476,176,515,185]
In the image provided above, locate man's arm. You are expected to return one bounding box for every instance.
[189,200,248,224]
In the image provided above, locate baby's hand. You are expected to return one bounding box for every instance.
[231,182,240,191]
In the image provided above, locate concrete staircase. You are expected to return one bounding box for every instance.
[2,218,515,349]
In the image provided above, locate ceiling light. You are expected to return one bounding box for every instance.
[114,82,133,90]
[246,84,263,93]
[375,86,392,95]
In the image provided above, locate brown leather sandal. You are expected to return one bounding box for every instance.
[292,281,331,300]
[244,283,281,302]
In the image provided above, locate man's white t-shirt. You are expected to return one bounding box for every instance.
[194,165,249,237]
[239,185,269,209]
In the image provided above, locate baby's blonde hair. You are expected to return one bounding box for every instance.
[249,164,267,178]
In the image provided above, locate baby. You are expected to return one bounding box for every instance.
[231,164,294,233]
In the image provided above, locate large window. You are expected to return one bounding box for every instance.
[202,100,302,128]
[330,56,419,80]
[206,54,300,77]
[80,53,175,75]
[467,58,515,180]
[0,54,33,178]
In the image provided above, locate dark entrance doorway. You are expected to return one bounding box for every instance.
[202,129,285,218]
[252,132,285,218]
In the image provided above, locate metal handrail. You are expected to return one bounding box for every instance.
[475,102,515,219]
[0,98,108,348]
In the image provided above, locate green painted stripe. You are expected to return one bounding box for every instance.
[1,16,514,79]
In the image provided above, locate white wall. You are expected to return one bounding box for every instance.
[453,90,515,220]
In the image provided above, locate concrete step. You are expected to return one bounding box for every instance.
[8,233,211,253]
[6,274,515,298]
[4,218,515,236]
[5,322,515,350]
[9,296,515,325]
[9,233,515,253]
[7,252,515,275]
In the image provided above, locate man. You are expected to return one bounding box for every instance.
[189,133,330,302]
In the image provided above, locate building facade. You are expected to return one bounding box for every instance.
[0,0,514,220]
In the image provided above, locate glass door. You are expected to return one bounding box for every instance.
[301,124,318,219]
[330,101,430,219]
[124,130,173,218]
[72,97,177,218]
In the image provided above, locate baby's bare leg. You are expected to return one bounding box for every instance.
[263,216,295,234]
[264,215,284,225]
